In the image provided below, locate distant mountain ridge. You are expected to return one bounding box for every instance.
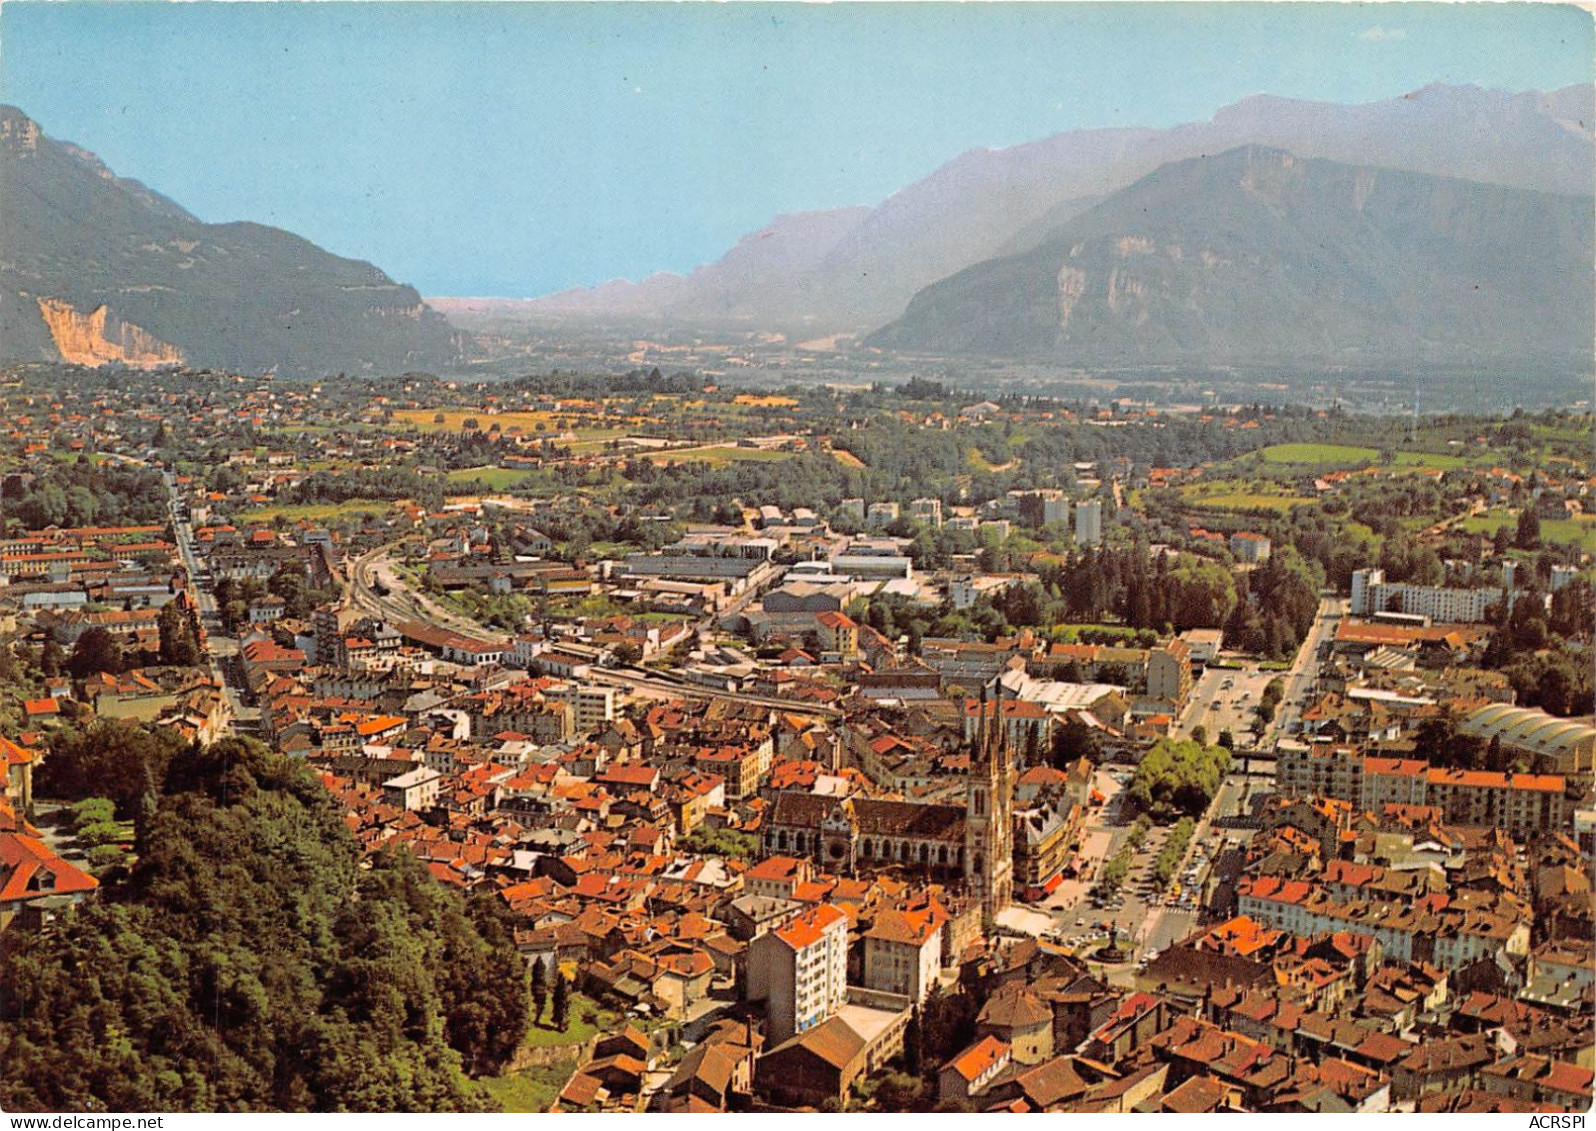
[519,82,1593,333]
[0,106,459,376]
[868,145,1594,369]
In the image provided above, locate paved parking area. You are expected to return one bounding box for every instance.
[1177,663,1277,744]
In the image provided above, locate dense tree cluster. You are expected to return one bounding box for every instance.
[1050,715,1104,768]
[1224,547,1323,658]
[1043,544,1238,634]
[509,367,703,398]
[287,467,442,509]
[66,626,126,679]
[0,456,169,529]
[1476,590,1595,716]
[1126,737,1231,821]
[2,737,527,1111]
[1411,713,1492,771]
[157,601,202,667]
[677,826,760,860]
[623,452,852,521]
[1503,649,1595,718]
[36,721,188,818]
[212,565,338,635]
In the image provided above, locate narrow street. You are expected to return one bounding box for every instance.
[1264,594,1345,747]
[163,472,259,729]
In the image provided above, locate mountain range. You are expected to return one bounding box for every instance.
[523,83,1594,344]
[3,84,1591,379]
[869,145,1594,368]
[0,106,458,376]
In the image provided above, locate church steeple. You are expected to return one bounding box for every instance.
[965,678,1015,924]
[973,683,989,760]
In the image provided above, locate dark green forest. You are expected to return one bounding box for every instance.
[0,736,527,1112]
[0,456,169,529]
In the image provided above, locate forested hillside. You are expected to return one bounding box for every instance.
[0,735,527,1112]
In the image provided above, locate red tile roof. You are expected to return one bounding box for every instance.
[0,833,99,902]
[946,1035,1010,1082]
[773,902,846,950]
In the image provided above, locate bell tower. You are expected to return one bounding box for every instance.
[964,683,1015,923]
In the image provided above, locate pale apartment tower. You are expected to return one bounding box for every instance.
[1074,498,1103,547]
[1350,568,1384,616]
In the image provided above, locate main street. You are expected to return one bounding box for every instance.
[1264,593,1345,746]
[162,471,258,729]
[1037,768,1202,963]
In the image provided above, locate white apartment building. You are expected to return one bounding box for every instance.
[862,907,944,1004]
[382,766,443,811]
[573,684,617,734]
[747,902,850,1042]
[1276,740,1569,838]
[1350,568,1502,623]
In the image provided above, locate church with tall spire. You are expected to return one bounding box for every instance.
[964,683,1015,922]
[760,681,1019,925]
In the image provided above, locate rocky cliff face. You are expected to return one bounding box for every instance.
[0,106,459,376]
[36,298,185,368]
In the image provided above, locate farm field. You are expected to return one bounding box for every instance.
[391,408,562,433]
[1257,442,1378,465]
[1190,493,1316,513]
[1459,509,1596,551]
[1391,451,1471,472]
[390,409,630,440]
[445,466,531,490]
[237,499,392,523]
[646,445,797,466]
[1180,479,1318,513]
[1246,443,1472,474]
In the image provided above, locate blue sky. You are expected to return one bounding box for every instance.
[2,2,1590,297]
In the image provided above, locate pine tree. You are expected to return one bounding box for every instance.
[157,601,198,666]
[551,968,571,1032]
[1515,507,1542,550]
[904,1005,924,1077]
[530,957,548,1026]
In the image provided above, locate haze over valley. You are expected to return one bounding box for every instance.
[3,80,1591,404]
